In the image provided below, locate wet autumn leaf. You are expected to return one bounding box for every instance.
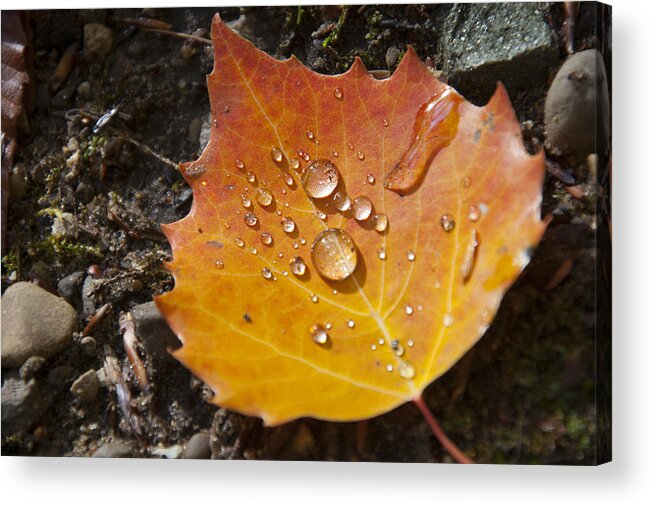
[155,15,547,426]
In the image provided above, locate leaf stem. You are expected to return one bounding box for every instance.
[412,395,475,464]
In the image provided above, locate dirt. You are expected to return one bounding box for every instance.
[1,5,607,463]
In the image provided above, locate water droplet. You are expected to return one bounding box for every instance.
[293,242,299,249]
[325,322,332,330]
[461,229,480,284]
[277,252,284,258]
[261,232,273,245]
[235,159,245,170]
[311,228,358,282]
[299,237,306,245]
[434,280,441,289]
[333,191,351,211]
[311,325,329,345]
[316,209,327,220]
[391,339,405,357]
[282,270,288,276]
[290,256,306,276]
[356,151,365,160]
[281,217,295,233]
[352,196,372,221]
[404,305,413,315]
[371,344,377,351]
[271,147,284,164]
[244,212,258,227]
[310,294,318,303]
[284,173,294,187]
[377,247,387,260]
[240,194,252,208]
[250,246,258,255]
[290,158,300,170]
[407,339,414,347]
[383,118,390,127]
[366,173,375,184]
[443,313,454,327]
[347,319,355,328]
[301,159,340,199]
[235,238,245,248]
[332,289,338,295]
[246,172,256,183]
[372,213,388,232]
[348,142,354,151]
[468,206,480,222]
[440,214,455,232]
[399,363,416,379]
[386,364,394,372]
[306,130,315,141]
[406,250,416,261]
[215,259,224,269]
[261,267,273,280]
[378,338,385,345]
[333,87,343,100]
[256,187,274,207]
[417,305,423,311]
[479,203,489,215]
[332,149,339,158]
[224,222,231,230]
[462,176,472,188]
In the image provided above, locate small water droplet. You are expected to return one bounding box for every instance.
[356,151,365,160]
[284,173,294,187]
[290,158,300,170]
[325,322,332,330]
[271,147,284,164]
[289,256,306,276]
[306,130,315,141]
[299,237,306,245]
[366,173,375,184]
[224,222,231,230]
[311,228,358,281]
[246,172,256,183]
[348,142,354,151]
[215,259,224,269]
[377,247,387,260]
[316,209,327,220]
[372,213,388,232]
[281,217,295,233]
[332,289,338,295]
[250,246,258,255]
[293,242,299,249]
[443,313,454,327]
[378,338,385,346]
[261,267,273,280]
[371,344,377,351]
[347,319,355,328]
[352,196,372,221]
[333,87,344,100]
[244,212,258,227]
[462,176,472,188]
[407,339,414,347]
[282,270,288,276]
[235,238,245,248]
[333,191,351,212]
[404,305,413,316]
[417,305,423,311]
[398,363,416,379]
[240,194,252,208]
[406,250,416,261]
[468,206,480,222]
[256,187,274,207]
[434,280,441,289]
[310,294,318,303]
[311,325,329,345]
[235,159,245,170]
[332,149,339,158]
[479,203,489,215]
[391,339,405,357]
[440,214,455,232]
[386,364,394,372]
[261,232,273,245]
[277,252,284,258]
[301,159,340,199]
[383,118,390,127]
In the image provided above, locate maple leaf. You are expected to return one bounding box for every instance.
[155,15,547,427]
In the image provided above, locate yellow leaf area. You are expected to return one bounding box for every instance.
[155,15,547,426]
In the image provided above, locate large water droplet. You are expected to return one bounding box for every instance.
[372,213,388,232]
[301,159,340,199]
[281,217,295,233]
[333,191,351,211]
[333,87,343,100]
[271,147,284,164]
[261,267,273,280]
[240,194,252,208]
[290,256,306,276]
[440,214,455,232]
[311,325,329,345]
[244,212,258,227]
[261,232,273,245]
[352,196,372,221]
[404,305,413,316]
[256,187,274,207]
[311,228,358,282]
[399,362,416,379]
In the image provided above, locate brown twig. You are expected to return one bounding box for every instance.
[120,312,150,394]
[141,27,211,45]
[82,302,112,337]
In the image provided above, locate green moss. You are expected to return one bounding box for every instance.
[322,6,349,48]
[32,235,103,264]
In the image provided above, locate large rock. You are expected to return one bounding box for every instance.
[1,282,78,367]
[439,3,559,100]
[1,376,49,435]
[545,49,610,156]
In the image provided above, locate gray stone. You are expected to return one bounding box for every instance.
[81,275,99,315]
[385,46,401,69]
[130,301,181,360]
[545,49,610,157]
[57,271,85,303]
[19,356,46,382]
[1,377,48,435]
[182,433,212,459]
[92,441,132,458]
[439,3,559,100]
[1,282,78,368]
[9,163,29,200]
[70,369,99,404]
[84,23,113,58]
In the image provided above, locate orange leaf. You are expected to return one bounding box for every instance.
[155,15,547,426]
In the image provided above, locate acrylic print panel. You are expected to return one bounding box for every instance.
[1,3,611,464]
